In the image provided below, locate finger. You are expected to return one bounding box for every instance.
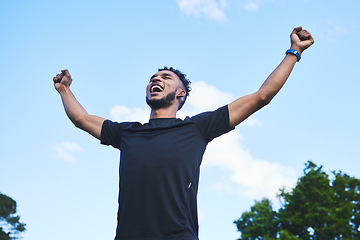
[61,69,71,77]
[291,26,303,35]
[301,39,315,49]
[297,31,311,41]
[303,31,314,44]
[53,75,61,83]
[309,36,315,44]
[300,30,311,38]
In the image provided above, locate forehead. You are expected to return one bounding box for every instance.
[151,70,180,81]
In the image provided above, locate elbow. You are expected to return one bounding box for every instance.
[71,114,87,129]
[73,121,83,129]
[256,92,272,108]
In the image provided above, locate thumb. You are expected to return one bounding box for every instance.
[291,26,303,35]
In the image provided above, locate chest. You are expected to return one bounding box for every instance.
[119,124,207,173]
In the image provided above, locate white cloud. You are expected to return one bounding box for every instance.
[204,133,297,201]
[177,0,227,21]
[179,81,233,116]
[110,105,150,124]
[243,2,259,11]
[179,81,262,127]
[52,142,83,162]
[108,81,296,201]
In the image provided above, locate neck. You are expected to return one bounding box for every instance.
[149,106,178,119]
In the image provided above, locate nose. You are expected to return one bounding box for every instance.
[150,78,161,83]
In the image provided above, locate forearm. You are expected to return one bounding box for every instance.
[228,27,314,128]
[228,54,298,127]
[53,69,105,139]
[58,86,88,128]
[257,53,298,104]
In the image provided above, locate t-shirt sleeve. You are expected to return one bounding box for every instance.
[100,120,129,149]
[191,105,235,143]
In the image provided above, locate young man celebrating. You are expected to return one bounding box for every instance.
[53,27,314,240]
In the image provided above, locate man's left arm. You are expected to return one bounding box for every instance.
[228,26,314,128]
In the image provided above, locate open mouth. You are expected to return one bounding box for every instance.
[150,85,164,93]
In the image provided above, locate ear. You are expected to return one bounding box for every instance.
[176,89,186,99]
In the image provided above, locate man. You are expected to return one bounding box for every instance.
[53,26,314,240]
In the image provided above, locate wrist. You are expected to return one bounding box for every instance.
[286,48,301,62]
[290,45,303,54]
[57,85,71,94]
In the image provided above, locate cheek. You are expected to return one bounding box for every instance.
[166,82,177,91]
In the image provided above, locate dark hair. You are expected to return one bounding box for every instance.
[158,66,191,110]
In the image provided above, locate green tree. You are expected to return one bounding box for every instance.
[277,230,300,240]
[234,198,279,239]
[279,161,341,239]
[331,171,360,238]
[234,161,360,240]
[0,193,26,240]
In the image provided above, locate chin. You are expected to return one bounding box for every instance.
[146,91,176,110]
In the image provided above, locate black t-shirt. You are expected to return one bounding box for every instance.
[100,105,234,240]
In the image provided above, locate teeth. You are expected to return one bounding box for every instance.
[151,86,163,92]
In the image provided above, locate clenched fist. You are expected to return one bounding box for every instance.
[297,29,312,41]
[290,26,314,54]
[53,69,72,93]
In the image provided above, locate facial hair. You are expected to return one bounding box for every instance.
[146,90,176,110]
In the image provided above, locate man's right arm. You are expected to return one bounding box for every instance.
[53,69,105,140]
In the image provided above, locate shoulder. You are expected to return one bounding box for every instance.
[190,105,229,122]
[103,119,138,127]
[102,120,141,133]
[100,120,142,148]
[189,105,234,142]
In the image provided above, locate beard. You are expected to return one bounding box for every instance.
[146,91,176,110]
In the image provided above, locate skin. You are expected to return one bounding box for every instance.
[53,70,105,139]
[228,26,314,128]
[54,26,314,139]
[146,70,186,119]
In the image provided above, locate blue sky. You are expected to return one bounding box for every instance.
[0,0,359,239]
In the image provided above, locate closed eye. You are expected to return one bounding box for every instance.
[149,73,173,82]
[161,73,173,80]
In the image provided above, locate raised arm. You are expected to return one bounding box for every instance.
[228,26,314,128]
[53,69,105,140]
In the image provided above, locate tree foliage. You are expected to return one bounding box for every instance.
[234,198,279,239]
[0,193,26,240]
[234,161,360,240]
